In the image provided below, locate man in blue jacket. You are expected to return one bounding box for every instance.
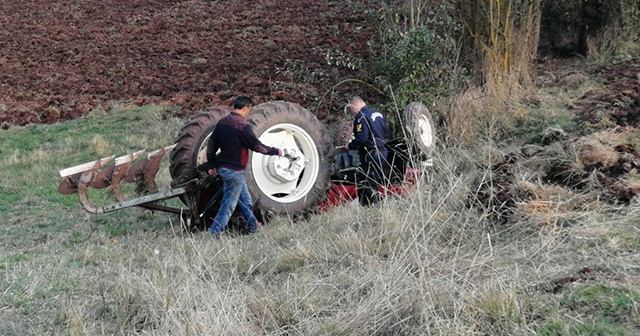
[344,96,389,206]
[206,96,282,236]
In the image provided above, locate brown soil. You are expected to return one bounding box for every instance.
[572,59,640,129]
[472,58,640,223]
[0,0,376,126]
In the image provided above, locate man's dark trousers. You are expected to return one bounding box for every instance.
[358,149,387,206]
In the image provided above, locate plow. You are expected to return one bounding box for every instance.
[57,145,213,216]
[58,101,436,231]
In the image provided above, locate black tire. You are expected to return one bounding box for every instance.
[246,101,332,215]
[169,106,232,213]
[403,102,436,156]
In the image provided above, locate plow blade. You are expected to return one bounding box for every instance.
[124,145,175,193]
[92,150,146,190]
[144,145,175,193]
[92,164,116,189]
[57,145,191,215]
[124,157,147,183]
[58,156,115,194]
[58,172,83,195]
[111,150,145,201]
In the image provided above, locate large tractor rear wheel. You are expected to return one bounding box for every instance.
[247,101,332,215]
[169,101,332,223]
[169,107,232,180]
[169,106,232,228]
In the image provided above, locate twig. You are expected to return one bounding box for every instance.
[314,79,386,113]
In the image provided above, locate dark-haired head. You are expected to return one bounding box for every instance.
[234,96,254,110]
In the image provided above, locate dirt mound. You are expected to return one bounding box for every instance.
[472,127,640,225]
[0,0,376,126]
[472,58,640,224]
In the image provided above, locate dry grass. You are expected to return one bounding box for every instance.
[441,85,530,144]
[2,102,640,335]
[574,130,635,169]
[515,182,588,229]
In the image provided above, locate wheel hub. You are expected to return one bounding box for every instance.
[268,148,305,182]
[251,123,320,203]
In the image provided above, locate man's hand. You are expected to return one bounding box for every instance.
[278,149,283,157]
[208,168,217,176]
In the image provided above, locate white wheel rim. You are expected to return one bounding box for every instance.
[251,123,320,203]
[417,114,433,147]
[196,132,213,164]
[195,123,320,204]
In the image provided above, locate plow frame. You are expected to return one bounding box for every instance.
[57,145,216,219]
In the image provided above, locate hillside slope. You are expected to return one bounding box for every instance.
[0,0,375,126]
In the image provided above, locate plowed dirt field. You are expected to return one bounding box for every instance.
[0,0,376,126]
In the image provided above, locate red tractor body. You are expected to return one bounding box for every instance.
[317,167,421,211]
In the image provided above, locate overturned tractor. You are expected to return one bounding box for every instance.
[58,101,436,230]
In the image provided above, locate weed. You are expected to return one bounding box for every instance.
[537,319,629,336]
[5,254,27,263]
[517,110,577,144]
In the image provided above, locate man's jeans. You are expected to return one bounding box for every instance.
[210,168,258,235]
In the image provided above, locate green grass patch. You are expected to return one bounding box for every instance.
[537,319,629,336]
[567,284,640,319]
[517,109,577,144]
[535,284,640,335]
[2,253,28,263]
[0,185,21,212]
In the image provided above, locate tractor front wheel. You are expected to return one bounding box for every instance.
[403,102,436,156]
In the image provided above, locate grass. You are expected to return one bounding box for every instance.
[1,97,640,335]
[537,283,640,335]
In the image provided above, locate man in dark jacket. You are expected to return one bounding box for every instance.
[206,96,282,236]
[344,96,389,205]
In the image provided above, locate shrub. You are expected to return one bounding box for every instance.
[377,26,454,108]
[372,0,464,135]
